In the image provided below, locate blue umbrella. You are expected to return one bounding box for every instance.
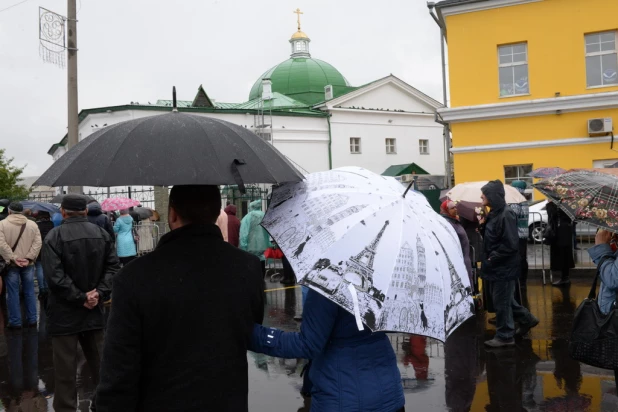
[21,201,60,214]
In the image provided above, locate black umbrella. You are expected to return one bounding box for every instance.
[133,207,154,220]
[35,89,304,192]
[50,194,95,204]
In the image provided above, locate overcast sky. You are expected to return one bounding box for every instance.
[0,0,444,176]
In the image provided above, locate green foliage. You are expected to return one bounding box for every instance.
[0,149,31,201]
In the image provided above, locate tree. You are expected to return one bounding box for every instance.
[0,149,31,200]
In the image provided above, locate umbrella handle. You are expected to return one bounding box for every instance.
[231,159,247,194]
[402,179,415,198]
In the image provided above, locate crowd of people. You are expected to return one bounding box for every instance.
[0,177,616,411]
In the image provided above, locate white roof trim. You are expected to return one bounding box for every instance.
[438,91,618,123]
[451,136,612,154]
[440,0,543,17]
[328,107,435,116]
[315,75,443,111]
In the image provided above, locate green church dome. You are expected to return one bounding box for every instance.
[249,16,351,107]
[249,58,351,106]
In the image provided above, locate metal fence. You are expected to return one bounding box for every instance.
[526,211,596,283]
[28,184,271,215]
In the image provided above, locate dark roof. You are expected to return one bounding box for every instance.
[382,163,430,177]
[435,0,488,7]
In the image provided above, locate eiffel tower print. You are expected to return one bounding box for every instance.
[345,220,390,291]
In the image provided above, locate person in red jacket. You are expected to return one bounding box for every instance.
[224,204,240,247]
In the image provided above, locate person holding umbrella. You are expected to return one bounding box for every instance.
[114,209,137,266]
[480,180,539,348]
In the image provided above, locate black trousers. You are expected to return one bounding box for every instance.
[518,239,529,286]
[119,256,136,266]
[52,329,104,412]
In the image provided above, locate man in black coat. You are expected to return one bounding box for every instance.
[480,180,538,348]
[96,185,265,412]
[42,194,119,411]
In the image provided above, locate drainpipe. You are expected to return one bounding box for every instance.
[428,2,452,188]
[327,113,333,170]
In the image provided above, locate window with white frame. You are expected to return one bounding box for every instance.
[504,164,533,199]
[419,139,429,155]
[385,138,396,154]
[585,31,618,88]
[350,137,361,154]
[498,43,529,97]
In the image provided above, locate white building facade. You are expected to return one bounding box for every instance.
[47,20,445,186]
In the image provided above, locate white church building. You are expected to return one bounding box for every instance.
[47,15,446,182]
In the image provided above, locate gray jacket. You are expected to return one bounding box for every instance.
[588,244,618,314]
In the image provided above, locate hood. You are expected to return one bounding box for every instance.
[225,205,237,215]
[87,202,103,216]
[6,213,27,226]
[249,200,262,212]
[481,180,506,210]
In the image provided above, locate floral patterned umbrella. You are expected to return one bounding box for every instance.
[533,169,618,232]
[101,197,141,212]
[527,167,566,179]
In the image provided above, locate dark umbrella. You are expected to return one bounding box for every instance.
[20,201,59,214]
[50,194,95,204]
[527,167,566,179]
[35,89,303,192]
[533,169,618,232]
[133,207,153,220]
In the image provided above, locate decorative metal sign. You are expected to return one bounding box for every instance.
[39,7,66,68]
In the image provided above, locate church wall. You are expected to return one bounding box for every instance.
[328,110,445,176]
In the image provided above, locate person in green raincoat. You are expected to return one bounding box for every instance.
[240,200,271,276]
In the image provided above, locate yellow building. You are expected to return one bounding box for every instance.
[435,0,618,197]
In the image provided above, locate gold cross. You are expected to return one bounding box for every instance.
[293,8,303,31]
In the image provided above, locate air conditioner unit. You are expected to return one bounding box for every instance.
[588,118,613,136]
[400,174,414,183]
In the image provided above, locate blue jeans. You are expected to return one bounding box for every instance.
[35,261,48,293]
[492,279,534,341]
[5,265,37,327]
[302,286,309,307]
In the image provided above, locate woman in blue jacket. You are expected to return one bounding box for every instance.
[114,209,137,265]
[250,287,405,412]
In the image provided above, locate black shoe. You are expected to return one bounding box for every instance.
[516,316,540,336]
[552,278,571,287]
[6,324,21,330]
[26,322,37,328]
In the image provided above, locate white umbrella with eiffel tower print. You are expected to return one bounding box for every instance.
[262,167,475,342]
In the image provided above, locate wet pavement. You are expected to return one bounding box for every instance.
[1,278,618,411]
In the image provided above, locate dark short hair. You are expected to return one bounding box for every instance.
[169,185,221,225]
